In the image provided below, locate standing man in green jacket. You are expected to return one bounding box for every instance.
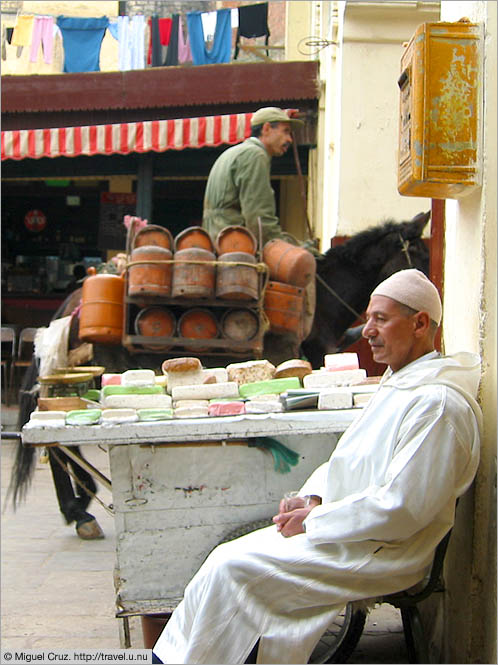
[203,107,303,247]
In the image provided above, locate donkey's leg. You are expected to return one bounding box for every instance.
[48,447,104,539]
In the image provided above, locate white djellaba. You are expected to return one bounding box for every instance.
[154,350,481,664]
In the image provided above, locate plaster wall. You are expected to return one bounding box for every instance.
[438,2,497,662]
[331,1,439,236]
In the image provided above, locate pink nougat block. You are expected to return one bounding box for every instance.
[102,373,122,386]
[324,353,359,371]
[208,401,246,417]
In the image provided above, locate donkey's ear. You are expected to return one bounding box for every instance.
[409,211,431,236]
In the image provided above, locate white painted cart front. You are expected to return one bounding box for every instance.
[22,411,358,625]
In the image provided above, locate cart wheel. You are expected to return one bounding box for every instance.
[216,520,366,665]
[218,518,274,545]
[308,602,366,663]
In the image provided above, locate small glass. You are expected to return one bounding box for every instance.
[284,491,305,511]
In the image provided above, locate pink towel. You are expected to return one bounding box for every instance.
[178,16,192,63]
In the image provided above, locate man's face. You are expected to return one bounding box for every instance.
[362,295,420,372]
[261,122,293,156]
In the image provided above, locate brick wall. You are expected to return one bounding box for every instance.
[1,0,23,13]
[124,1,216,16]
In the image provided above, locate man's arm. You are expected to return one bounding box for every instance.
[234,149,283,243]
[304,404,477,545]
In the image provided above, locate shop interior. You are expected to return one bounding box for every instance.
[1,173,284,326]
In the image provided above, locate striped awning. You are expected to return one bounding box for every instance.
[1,113,253,161]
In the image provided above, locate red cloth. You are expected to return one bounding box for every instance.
[147,17,173,64]
[158,18,172,45]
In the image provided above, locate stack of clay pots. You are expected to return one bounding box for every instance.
[129,225,177,349]
[129,225,262,350]
[262,239,317,338]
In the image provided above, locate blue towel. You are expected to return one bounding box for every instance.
[57,16,109,72]
[187,9,231,65]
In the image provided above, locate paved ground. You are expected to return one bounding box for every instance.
[1,403,409,662]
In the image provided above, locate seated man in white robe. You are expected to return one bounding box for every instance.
[153,268,482,665]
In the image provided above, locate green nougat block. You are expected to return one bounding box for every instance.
[101,384,165,397]
[81,389,101,401]
[65,409,102,425]
[239,377,301,398]
[137,408,174,421]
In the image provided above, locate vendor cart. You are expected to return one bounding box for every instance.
[22,409,359,646]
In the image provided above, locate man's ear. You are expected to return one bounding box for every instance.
[413,311,431,336]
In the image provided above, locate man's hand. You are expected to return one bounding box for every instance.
[272,495,322,538]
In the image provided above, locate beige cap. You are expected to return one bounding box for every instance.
[371,268,442,325]
[250,107,304,127]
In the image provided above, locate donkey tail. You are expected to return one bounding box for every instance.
[5,358,40,511]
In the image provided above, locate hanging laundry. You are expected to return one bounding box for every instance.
[1,25,6,61]
[129,15,145,69]
[108,20,118,40]
[56,16,109,73]
[159,18,172,45]
[11,14,34,46]
[148,16,162,66]
[178,16,192,64]
[201,11,217,42]
[164,14,179,67]
[147,17,172,65]
[187,9,232,66]
[231,8,239,29]
[30,16,55,64]
[112,15,145,71]
[234,2,270,60]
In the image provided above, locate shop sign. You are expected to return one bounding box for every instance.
[24,209,47,232]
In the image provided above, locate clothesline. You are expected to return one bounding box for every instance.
[4,3,270,73]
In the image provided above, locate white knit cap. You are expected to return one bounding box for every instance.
[371,269,442,325]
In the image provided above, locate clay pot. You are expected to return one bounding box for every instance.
[221,309,259,342]
[216,226,257,256]
[128,246,173,297]
[134,307,176,351]
[79,267,124,345]
[141,615,170,650]
[178,308,218,351]
[172,248,216,299]
[263,239,316,288]
[174,226,214,253]
[133,225,173,250]
[263,280,304,337]
[215,252,259,300]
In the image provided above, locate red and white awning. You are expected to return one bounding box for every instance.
[1,112,253,161]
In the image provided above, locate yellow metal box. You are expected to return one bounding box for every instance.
[398,20,481,199]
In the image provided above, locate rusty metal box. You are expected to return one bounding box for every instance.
[398,20,481,199]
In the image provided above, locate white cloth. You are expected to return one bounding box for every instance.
[117,15,145,71]
[154,351,481,664]
[201,11,217,41]
[35,316,71,378]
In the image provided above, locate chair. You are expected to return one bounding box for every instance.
[1,327,16,406]
[309,527,454,664]
[381,527,453,663]
[9,327,38,403]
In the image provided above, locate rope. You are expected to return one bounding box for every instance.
[399,234,413,267]
[125,258,270,273]
[316,273,365,321]
[49,447,114,516]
